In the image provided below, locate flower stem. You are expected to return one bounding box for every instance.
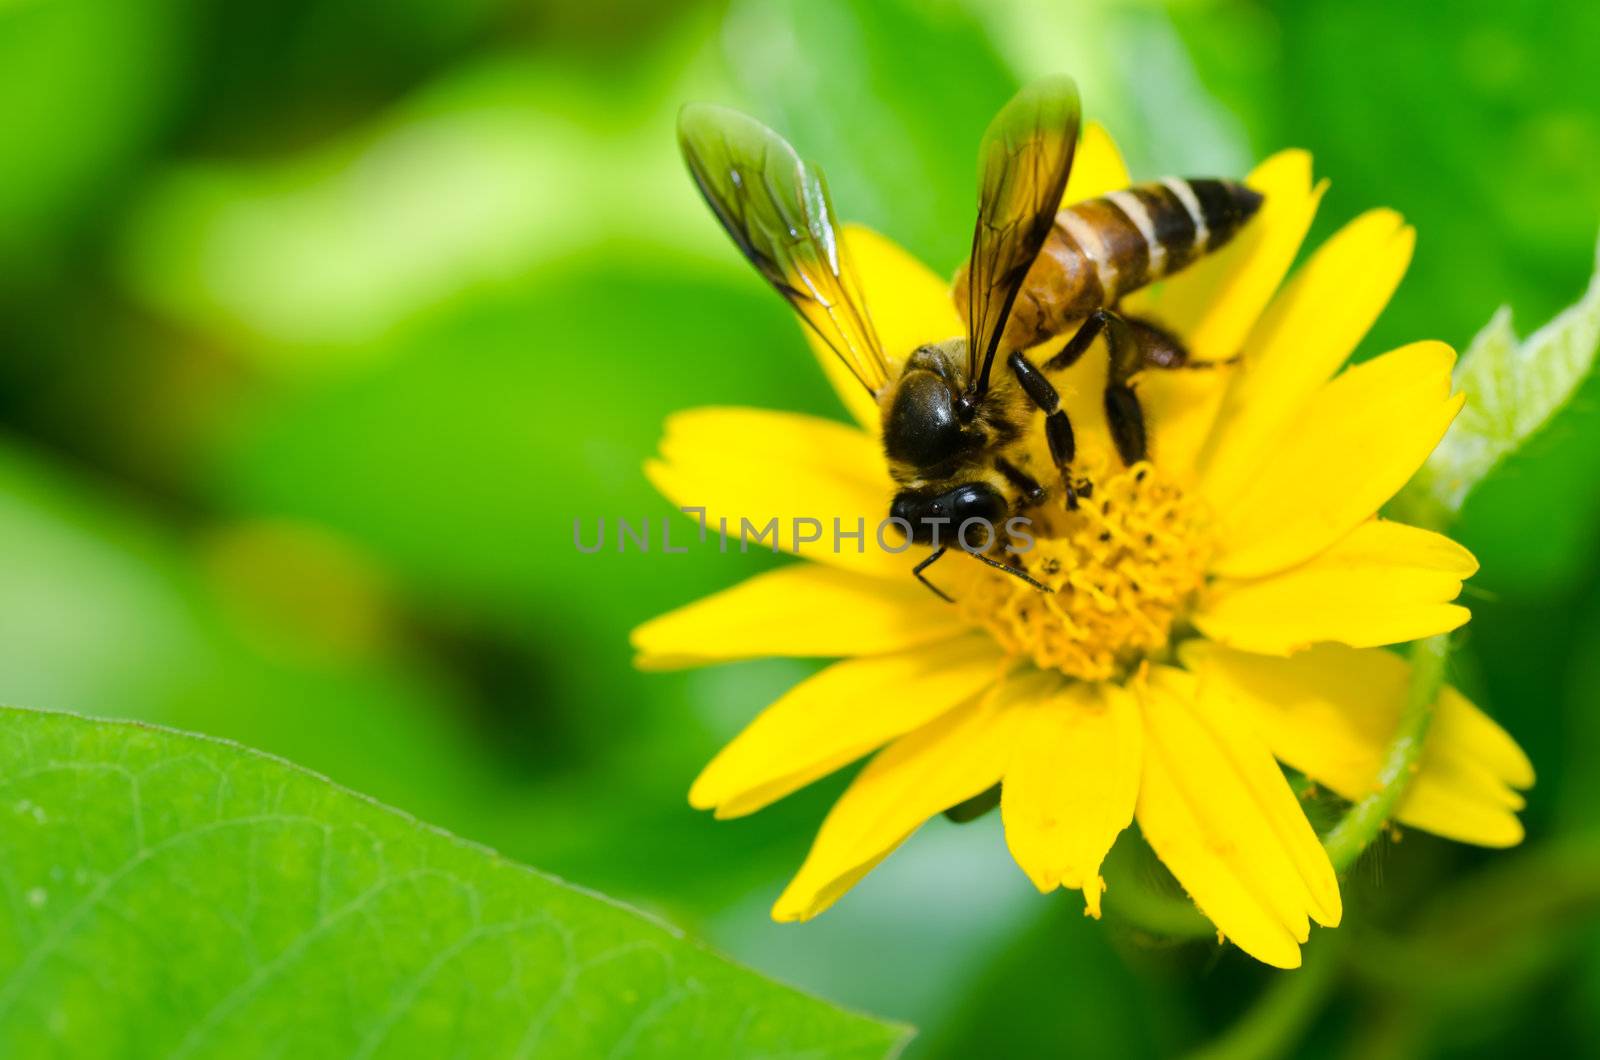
[1183,931,1346,1060]
[1321,633,1451,873]
[1146,638,1451,1057]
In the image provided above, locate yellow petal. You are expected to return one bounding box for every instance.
[772,672,1039,921]
[1001,680,1141,916]
[647,407,911,579]
[1141,362,1236,484]
[1195,520,1478,655]
[693,635,1007,819]
[1183,642,1534,848]
[1135,666,1340,969]
[1124,150,1324,364]
[1199,209,1416,507]
[1210,341,1464,578]
[1187,668,1343,929]
[1126,153,1323,477]
[804,225,963,431]
[632,563,965,669]
[1063,121,1131,204]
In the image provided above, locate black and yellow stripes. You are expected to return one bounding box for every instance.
[991,177,1262,352]
[1060,178,1261,305]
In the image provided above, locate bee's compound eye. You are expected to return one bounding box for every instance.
[949,483,1006,526]
[884,370,971,469]
[889,483,1006,547]
[888,491,918,528]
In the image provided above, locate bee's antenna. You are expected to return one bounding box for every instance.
[912,547,955,603]
[963,548,1053,593]
[912,545,1053,602]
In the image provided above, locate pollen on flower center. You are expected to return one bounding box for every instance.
[960,463,1212,681]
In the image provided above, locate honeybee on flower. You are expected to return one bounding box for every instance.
[637,79,1532,969]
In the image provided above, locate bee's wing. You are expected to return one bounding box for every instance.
[678,103,889,395]
[965,77,1081,395]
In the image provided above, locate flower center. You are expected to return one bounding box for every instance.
[959,462,1211,681]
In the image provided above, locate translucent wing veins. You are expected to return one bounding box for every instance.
[965,77,1082,395]
[678,104,890,394]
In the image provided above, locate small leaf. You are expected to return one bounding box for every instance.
[0,708,910,1058]
[1398,235,1600,525]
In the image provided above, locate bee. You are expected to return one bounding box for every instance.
[677,76,1261,598]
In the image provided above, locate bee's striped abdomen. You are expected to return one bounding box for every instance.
[1059,178,1261,307]
[956,177,1263,353]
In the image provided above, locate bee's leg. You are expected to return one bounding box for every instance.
[994,457,1046,507]
[912,546,955,603]
[1044,308,1112,371]
[1125,315,1240,371]
[1104,383,1147,467]
[1045,309,1149,466]
[1006,349,1081,507]
[1104,313,1149,466]
[1126,317,1188,369]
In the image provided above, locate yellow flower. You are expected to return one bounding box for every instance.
[635,126,1533,968]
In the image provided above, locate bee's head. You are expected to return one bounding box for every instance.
[889,482,1007,547]
[882,342,980,475]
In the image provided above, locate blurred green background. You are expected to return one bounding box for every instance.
[3,0,1599,1055]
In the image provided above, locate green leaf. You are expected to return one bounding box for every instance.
[0,708,909,1058]
[1398,235,1600,524]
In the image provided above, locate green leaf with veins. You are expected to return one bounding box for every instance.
[0,708,909,1059]
[1397,235,1600,525]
